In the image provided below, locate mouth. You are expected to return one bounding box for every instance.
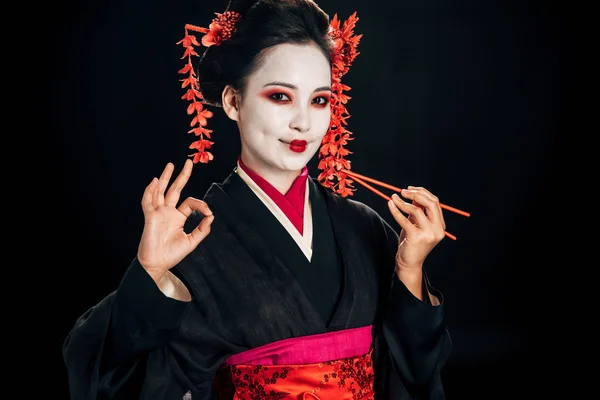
[289,139,307,147]
[279,139,308,146]
[280,139,308,153]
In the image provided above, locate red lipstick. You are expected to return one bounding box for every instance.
[288,139,307,153]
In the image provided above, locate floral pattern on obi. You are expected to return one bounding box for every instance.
[214,349,375,400]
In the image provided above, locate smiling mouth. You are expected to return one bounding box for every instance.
[280,139,308,153]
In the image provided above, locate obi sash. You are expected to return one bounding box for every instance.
[214,326,375,400]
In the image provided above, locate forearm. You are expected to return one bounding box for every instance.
[150,270,192,302]
[395,267,440,306]
[62,258,191,398]
[106,259,191,364]
[382,272,450,386]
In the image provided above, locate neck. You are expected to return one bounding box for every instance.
[238,154,303,194]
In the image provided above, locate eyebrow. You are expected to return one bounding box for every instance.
[263,81,331,92]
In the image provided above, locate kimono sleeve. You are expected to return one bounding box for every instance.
[62,258,191,399]
[374,216,452,399]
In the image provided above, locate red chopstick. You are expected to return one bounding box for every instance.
[341,169,470,240]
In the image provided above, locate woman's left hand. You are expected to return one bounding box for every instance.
[387,186,447,272]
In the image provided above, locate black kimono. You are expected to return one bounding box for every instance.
[63,169,452,399]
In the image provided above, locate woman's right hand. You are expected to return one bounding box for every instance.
[137,159,214,282]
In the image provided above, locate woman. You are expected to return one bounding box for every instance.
[63,0,452,399]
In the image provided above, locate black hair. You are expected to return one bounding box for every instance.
[196,0,333,107]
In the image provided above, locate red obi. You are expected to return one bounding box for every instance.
[214,326,375,400]
[215,349,374,399]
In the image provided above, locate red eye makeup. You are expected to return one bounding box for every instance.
[261,89,293,103]
[312,92,331,108]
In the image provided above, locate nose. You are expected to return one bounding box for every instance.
[289,104,311,133]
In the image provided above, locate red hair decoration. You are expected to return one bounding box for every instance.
[317,12,362,198]
[177,11,241,164]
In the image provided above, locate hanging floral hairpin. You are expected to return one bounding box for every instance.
[317,12,362,197]
[177,11,241,163]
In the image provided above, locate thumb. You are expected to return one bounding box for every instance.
[188,214,215,247]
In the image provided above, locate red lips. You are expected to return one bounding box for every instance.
[289,140,307,146]
[288,139,307,153]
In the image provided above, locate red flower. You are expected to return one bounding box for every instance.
[201,12,241,47]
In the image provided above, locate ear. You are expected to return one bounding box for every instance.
[222,85,240,122]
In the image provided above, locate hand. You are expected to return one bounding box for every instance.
[137,159,214,281]
[387,186,446,271]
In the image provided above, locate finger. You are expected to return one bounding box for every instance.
[402,188,445,229]
[391,193,429,228]
[408,203,424,225]
[387,197,418,236]
[141,177,158,213]
[165,159,193,207]
[407,186,445,227]
[189,214,215,247]
[153,163,175,207]
[177,197,213,219]
[406,186,438,202]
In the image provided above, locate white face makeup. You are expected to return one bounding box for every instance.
[235,43,331,180]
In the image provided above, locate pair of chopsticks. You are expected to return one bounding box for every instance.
[342,169,470,240]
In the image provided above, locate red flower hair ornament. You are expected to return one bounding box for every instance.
[177,11,241,164]
[177,9,470,239]
[317,12,361,197]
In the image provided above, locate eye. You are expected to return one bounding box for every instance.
[270,93,291,102]
[312,96,329,106]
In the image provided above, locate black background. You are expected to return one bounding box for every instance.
[54,0,568,398]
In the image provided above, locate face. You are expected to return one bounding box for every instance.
[230,43,331,177]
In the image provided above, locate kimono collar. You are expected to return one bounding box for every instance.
[237,156,308,234]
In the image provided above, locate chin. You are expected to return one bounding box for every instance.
[278,158,310,171]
